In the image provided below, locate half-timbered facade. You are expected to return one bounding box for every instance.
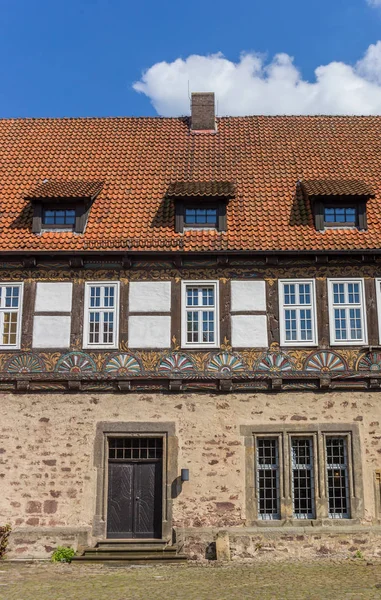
[2,94,381,559]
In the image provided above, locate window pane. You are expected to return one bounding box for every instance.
[184,207,217,226]
[284,284,295,305]
[326,437,350,518]
[300,309,312,341]
[90,287,101,308]
[257,438,280,520]
[298,284,310,305]
[324,206,356,224]
[334,308,347,340]
[285,309,297,341]
[291,438,315,519]
[42,208,75,226]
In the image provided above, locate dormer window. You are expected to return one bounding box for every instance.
[42,207,76,229]
[299,179,375,232]
[184,207,218,229]
[167,180,235,233]
[323,206,357,228]
[26,179,104,234]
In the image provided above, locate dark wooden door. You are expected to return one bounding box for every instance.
[107,443,163,539]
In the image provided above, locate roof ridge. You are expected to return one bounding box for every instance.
[1,114,381,123]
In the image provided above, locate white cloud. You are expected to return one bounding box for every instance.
[133,42,381,116]
[367,0,381,7]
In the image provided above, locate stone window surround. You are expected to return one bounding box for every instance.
[92,422,178,541]
[240,423,364,526]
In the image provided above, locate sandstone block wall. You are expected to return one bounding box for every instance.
[0,390,380,558]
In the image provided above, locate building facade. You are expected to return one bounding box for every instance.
[1,94,381,559]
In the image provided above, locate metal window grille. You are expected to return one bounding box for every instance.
[291,437,315,519]
[257,438,280,520]
[108,437,163,461]
[326,437,350,518]
[0,285,21,347]
[42,209,76,226]
[185,285,215,345]
[282,282,314,343]
[331,281,364,342]
[86,284,117,346]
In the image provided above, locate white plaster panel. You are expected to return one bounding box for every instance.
[35,282,73,313]
[128,315,171,349]
[129,281,171,313]
[33,316,71,349]
[231,314,268,348]
[231,280,266,312]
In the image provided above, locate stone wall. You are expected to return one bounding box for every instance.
[0,390,380,559]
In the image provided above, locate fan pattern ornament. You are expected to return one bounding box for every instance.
[206,352,246,375]
[55,352,96,373]
[356,351,381,372]
[104,353,142,375]
[304,351,347,373]
[104,353,141,375]
[5,353,44,374]
[158,353,195,373]
[256,352,293,372]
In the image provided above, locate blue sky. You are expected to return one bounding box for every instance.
[1,0,381,117]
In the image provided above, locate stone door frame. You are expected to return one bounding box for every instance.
[92,421,178,541]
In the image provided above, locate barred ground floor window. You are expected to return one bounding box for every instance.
[241,423,363,524]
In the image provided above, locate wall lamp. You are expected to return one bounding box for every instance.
[181,468,190,482]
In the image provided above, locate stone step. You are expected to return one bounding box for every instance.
[85,545,176,553]
[97,539,168,546]
[72,552,187,563]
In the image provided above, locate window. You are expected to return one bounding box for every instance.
[279,279,317,346]
[242,424,363,524]
[175,202,227,233]
[42,208,76,227]
[83,282,119,349]
[184,207,218,228]
[324,206,357,227]
[181,281,219,348]
[374,279,381,345]
[291,437,315,519]
[326,437,350,518]
[257,438,280,520]
[0,283,23,349]
[328,279,367,345]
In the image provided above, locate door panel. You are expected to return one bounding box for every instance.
[107,462,134,538]
[134,462,162,538]
[107,460,162,539]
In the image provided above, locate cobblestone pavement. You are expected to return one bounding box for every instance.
[0,559,381,599]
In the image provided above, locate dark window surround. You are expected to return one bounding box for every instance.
[175,200,227,233]
[312,197,367,232]
[32,199,91,234]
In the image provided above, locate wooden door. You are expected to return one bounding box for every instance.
[107,438,163,539]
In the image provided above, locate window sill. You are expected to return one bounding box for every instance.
[82,344,119,350]
[181,344,220,350]
[250,518,361,528]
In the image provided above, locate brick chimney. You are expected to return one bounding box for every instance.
[191,92,215,131]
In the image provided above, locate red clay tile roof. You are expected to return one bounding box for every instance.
[1,115,381,254]
[300,179,374,198]
[27,179,104,201]
[167,180,235,198]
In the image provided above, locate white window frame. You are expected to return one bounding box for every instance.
[83,282,120,350]
[278,279,318,346]
[0,282,23,350]
[181,280,219,349]
[375,279,381,344]
[328,278,367,346]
